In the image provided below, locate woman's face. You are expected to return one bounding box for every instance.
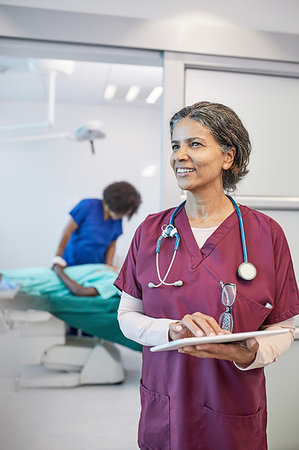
[170,117,234,194]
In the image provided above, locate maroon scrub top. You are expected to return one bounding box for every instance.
[114,204,299,450]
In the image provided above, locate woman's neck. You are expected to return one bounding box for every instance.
[185,191,235,228]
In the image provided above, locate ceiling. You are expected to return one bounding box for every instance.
[0,1,297,107]
[0,56,163,106]
[1,0,299,35]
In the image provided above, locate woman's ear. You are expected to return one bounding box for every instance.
[223,147,236,170]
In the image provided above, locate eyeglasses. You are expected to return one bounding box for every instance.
[218,281,236,332]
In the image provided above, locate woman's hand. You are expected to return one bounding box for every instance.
[168,311,259,367]
[178,338,259,367]
[169,311,226,341]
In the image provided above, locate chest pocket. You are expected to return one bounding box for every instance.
[232,290,272,333]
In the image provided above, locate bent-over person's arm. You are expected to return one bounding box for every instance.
[52,264,99,297]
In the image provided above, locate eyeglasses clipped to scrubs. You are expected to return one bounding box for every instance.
[219,281,236,332]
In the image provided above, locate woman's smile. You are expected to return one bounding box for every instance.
[176,167,196,177]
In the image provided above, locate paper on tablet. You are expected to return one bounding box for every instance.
[150,329,290,352]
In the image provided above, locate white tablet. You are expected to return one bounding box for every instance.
[150,329,290,353]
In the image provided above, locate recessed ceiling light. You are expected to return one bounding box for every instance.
[104,84,117,100]
[125,85,140,102]
[146,86,163,104]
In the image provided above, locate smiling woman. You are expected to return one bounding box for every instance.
[115,101,299,450]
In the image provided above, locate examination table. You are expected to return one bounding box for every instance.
[0,289,141,388]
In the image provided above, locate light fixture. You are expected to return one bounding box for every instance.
[125,85,140,102]
[104,84,117,100]
[146,86,163,104]
[0,59,75,132]
[74,121,106,154]
[141,165,157,178]
[0,121,107,156]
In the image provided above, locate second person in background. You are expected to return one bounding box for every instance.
[53,181,141,269]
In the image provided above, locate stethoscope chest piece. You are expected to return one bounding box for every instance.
[238,262,257,281]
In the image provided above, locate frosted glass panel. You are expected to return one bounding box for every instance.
[0,57,162,269]
[185,69,299,197]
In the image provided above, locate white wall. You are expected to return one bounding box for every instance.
[185,69,299,197]
[0,100,161,268]
[265,339,299,449]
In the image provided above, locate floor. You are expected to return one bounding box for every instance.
[1,345,142,450]
[1,339,299,450]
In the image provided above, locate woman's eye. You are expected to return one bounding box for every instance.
[172,144,179,151]
[191,141,201,148]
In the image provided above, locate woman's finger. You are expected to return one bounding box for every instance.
[180,315,205,336]
[181,312,224,337]
[169,322,183,333]
[168,321,189,341]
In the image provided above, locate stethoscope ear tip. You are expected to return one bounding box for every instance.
[238,262,257,281]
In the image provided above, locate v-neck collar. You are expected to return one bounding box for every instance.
[174,204,250,269]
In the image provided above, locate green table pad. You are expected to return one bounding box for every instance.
[4,292,142,352]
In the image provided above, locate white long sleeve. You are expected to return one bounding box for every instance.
[234,317,295,370]
[117,292,177,346]
[117,291,296,370]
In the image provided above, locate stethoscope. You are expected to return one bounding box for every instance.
[148,195,257,289]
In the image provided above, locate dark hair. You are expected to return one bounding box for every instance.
[103,181,141,219]
[169,101,251,191]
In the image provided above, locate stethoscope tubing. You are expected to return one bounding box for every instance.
[167,196,248,261]
[227,195,248,263]
[149,195,256,288]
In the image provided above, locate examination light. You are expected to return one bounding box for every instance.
[74,121,106,154]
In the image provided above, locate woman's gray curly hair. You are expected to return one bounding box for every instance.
[169,101,251,192]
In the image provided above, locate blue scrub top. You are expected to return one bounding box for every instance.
[63,199,122,266]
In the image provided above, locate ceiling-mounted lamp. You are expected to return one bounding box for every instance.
[125,85,140,102]
[0,58,75,133]
[0,120,106,155]
[74,120,106,154]
[28,59,75,77]
[146,86,163,104]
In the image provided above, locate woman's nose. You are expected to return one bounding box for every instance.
[175,145,189,160]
